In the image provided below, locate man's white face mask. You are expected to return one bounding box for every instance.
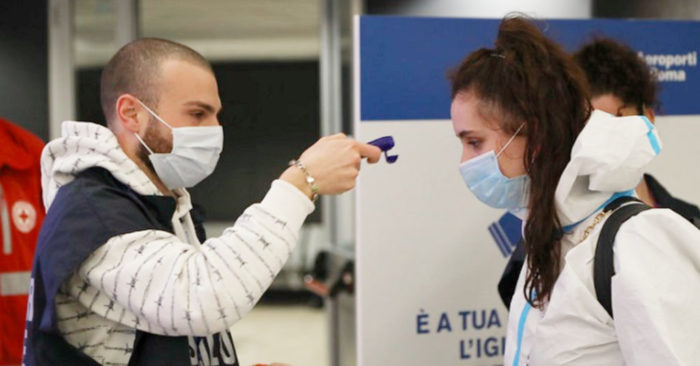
[133,99,224,190]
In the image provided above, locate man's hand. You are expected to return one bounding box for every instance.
[280,134,382,199]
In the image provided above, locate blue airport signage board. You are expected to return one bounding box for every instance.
[360,17,700,120]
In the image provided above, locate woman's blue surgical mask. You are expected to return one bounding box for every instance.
[459,124,530,209]
[134,99,223,190]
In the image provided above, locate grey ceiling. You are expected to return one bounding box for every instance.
[74,0,321,66]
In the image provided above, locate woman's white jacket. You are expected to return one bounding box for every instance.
[504,110,700,366]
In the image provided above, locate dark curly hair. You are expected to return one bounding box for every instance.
[573,37,659,115]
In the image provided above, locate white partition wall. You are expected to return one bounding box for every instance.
[354,16,700,365]
[356,119,507,364]
[646,116,700,204]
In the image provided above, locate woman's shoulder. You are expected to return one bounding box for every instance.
[616,207,700,247]
[613,208,700,280]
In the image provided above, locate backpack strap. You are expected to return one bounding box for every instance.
[602,195,642,212]
[594,196,650,318]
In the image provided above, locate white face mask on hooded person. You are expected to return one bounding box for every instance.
[133,99,224,190]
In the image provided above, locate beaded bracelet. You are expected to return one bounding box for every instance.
[288,159,319,202]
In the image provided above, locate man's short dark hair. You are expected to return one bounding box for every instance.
[573,37,658,113]
[100,38,213,125]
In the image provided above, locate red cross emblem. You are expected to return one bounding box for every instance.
[12,201,37,234]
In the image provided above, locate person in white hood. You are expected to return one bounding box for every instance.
[23,38,381,366]
[574,37,700,223]
[450,16,700,366]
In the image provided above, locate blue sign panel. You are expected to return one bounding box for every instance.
[360,16,700,120]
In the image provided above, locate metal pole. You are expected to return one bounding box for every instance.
[320,0,343,364]
[48,0,75,140]
[114,0,140,47]
[320,0,342,242]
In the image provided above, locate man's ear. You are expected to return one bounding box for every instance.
[643,106,656,124]
[116,94,144,133]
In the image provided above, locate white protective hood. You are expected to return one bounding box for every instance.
[554,109,661,227]
[40,121,160,209]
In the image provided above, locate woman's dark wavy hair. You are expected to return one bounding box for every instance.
[449,15,591,308]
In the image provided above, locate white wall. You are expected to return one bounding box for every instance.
[356,120,508,365]
[645,116,700,205]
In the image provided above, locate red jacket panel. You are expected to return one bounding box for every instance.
[0,118,44,365]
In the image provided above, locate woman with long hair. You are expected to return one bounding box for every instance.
[450,16,700,365]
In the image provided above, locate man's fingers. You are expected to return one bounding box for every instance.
[357,142,382,163]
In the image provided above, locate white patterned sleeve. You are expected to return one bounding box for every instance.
[68,180,314,336]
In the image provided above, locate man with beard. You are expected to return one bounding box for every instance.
[23,38,380,366]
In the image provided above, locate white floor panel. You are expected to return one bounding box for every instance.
[229,305,328,366]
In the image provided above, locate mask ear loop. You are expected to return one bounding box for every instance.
[496,123,525,158]
[134,98,173,130]
[133,98,174,155]
[134,133,155,155]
